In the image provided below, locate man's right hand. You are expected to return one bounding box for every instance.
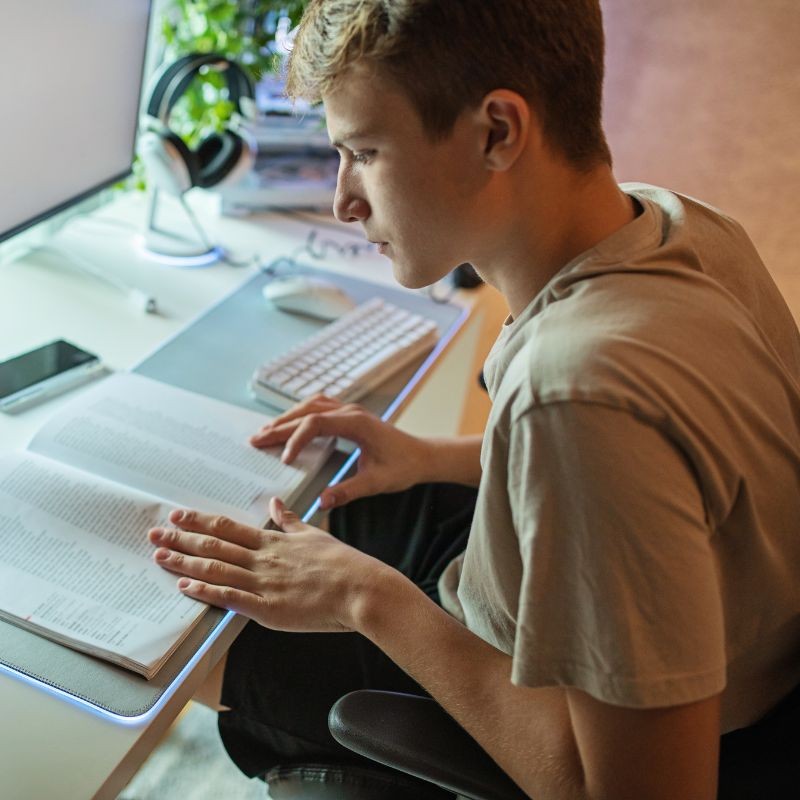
[250,395,434,509]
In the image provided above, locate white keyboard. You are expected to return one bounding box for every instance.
[250,298,439,410]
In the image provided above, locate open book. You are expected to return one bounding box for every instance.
[0,372,333,679]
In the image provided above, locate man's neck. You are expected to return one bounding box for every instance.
[475,163,637,319]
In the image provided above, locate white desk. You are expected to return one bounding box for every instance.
[0,190,481,800]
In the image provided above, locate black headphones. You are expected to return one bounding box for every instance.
[138,53,257,195]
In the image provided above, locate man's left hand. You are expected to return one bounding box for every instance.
[148,498,385,633]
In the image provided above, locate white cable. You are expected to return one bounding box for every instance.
[39,245,159,315]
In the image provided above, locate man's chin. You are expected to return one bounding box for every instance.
[390,258,455,291]
[391,265,435,290]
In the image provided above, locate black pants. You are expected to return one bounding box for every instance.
[717,681,800,799]
[218,482,800,797]
[218,482,477,778]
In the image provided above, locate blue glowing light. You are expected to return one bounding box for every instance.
[135,237,223,268]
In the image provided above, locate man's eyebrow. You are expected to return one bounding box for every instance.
[330,129,377,149]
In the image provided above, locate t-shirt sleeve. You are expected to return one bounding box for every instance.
[508,401,726,708]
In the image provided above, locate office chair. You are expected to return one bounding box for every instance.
[327,690,528,800]
[318,682,800,800]
[264,689,525,799]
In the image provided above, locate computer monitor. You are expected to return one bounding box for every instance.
[0,0,152,245]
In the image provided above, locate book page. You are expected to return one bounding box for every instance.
[0,452,205,673]
[27,372,333,528]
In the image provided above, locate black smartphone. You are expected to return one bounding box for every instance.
[0,339,103,412]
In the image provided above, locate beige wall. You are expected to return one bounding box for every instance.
[602,0,800,315]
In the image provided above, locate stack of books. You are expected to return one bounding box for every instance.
[216,79,338,213]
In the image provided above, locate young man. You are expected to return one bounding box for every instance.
[149,1,800,797]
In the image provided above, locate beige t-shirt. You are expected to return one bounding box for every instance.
[440,184,800,733]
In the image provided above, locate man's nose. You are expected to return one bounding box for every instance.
[333,194,371,223]
[333,174,370,224]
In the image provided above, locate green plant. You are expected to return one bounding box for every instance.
[159,0,309,146]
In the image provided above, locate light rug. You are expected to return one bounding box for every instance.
[117,702,265,799]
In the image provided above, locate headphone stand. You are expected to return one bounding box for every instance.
[143,189,222,263]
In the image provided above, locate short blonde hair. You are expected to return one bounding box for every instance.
[287,0,611,169]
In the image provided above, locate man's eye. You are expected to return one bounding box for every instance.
[352,150,375,165]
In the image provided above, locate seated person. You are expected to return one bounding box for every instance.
[149,1,800,797]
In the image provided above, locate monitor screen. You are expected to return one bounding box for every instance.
[0,0,152,244]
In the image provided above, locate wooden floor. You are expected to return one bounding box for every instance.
[459,0,800,433]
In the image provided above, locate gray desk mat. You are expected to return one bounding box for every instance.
[0,263,465,718]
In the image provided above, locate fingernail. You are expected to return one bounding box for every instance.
[150,527,163,540]
[155,548,170,561]
[320,493,334,510]
[280,448,289,463]
[172,510,185,522]
[177,578,191,590]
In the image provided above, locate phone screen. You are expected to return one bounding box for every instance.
[0,340,98,399]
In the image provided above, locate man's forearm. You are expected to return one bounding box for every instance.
[418,435,483,487]
[351,566,584,800]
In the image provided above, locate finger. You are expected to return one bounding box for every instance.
[280,409,367,463]
[269,497,306,533]
[318,472,376,509]
[176,578,264,618]
[249,416,303,448]
[167,510,263,550]
[250,396,343,448]
[153,548,257,589]
[273,394,342,426]
[149,526,254,569]
[251,395,341,441]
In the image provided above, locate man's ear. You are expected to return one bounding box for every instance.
[478,89,533,171]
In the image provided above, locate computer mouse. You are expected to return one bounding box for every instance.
[262,276,357,321]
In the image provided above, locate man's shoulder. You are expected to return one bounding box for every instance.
[622,182,744,233]
[486,182,800,424]
[492,267,780,426]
